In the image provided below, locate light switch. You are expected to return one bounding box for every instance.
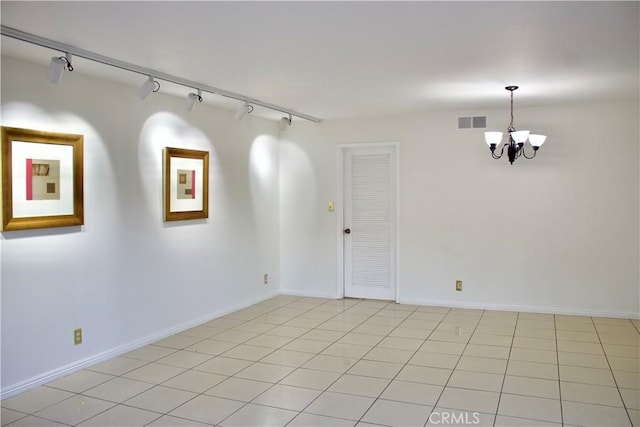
[328,201,335,212]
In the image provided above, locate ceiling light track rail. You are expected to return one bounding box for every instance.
[0,25,322,123]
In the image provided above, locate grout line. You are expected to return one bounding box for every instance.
[493,311,520,426]
[553,313,564,426]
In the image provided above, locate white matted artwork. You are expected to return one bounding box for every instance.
[1,127,84,231]
[163,147,209,221]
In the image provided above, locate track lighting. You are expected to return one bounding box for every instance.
[136,75,160,100]
[279,114,292,131]
[47,52,73,84]
[234,102,254,120]
[186,89,203,111]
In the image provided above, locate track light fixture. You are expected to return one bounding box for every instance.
[47,52,73,84]
[136,76,160,100]
[186,89,203,112]
[234,102,254,120]
[484,86,547,165]
[279,114,292,131]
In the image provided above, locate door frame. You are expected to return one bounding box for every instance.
[336,142,400,302]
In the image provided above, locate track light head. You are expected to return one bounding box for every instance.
[279,114,292,131]
[186,89,203,111]
[47,52,73,84]
[234,102,254,120]
[136,75,160,100]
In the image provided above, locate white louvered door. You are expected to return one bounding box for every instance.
[343,145,397,300]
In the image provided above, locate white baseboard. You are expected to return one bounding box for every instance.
[1,290,280,399]
[396,297,640,319]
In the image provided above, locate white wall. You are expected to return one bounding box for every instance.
[280,102,639,317]
[1,56,281,394]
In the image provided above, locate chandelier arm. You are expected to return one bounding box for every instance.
[491,144,506,159]
[521,145,538,159]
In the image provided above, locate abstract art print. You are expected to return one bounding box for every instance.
[163,147,209,221]
[1,127,84,231]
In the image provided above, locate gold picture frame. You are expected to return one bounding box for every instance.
[1,126,84,231]
[163,147,209,221]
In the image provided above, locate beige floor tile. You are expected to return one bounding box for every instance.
[562,400,632,426]
[559,365,616,386]
[621,387,640,410]
[347,360,403,379]
[44,370,114,394]
[474,325,516,336]
[514,328,556,340]
[437,387,499,414]
[628,409,639,427]
[396,364,452,386]
[363,346,414,364]
[463,344,510,359]
[204,317,245,329]
[418,341,466,355]
[1,408,27,426]
[447,370,504,392]
[302,355,358,374]
[244,334,294,349]
[185,339,238,355]
[507,360,559,380]
[351,324,395,336]
[428,331,472,344]
[123,345,176,362]
[193,356,252,376]
[494,414,561,426]
[614,370,640,390]
[86,356,147,376]
[156,349,214,368]
[556,330,600,343]
[377,336,424,351]
[328,374,389,398]
[337,333,384,346]
[321,343,372,359]
[83,377,154,402]
[603,344,640,358]
[409,351,459,369]
[2,415,69,426]
[284,317,324,328]
[235,362,296,383]
[509,348,558,364]
[122,362,185,384]
[401,319,441,330]
[456,356,507,374]
[561,382,625,407]
[502,375,559,399]
[205,377,272,402]
[77,404,161,426]
[260,349,315,367]
[380,380,443,406]
[388,327,433,340]
[513,337,557,351]
[288,412,355,426]
[219,344,275,361]
[169,395,244,425]
[279,368,342,390]
[517,319,555,330]
[161,370,227,393]
[301,329,346,342]
[1,386,75,414]
[266,325,310,338]
[362,399,432,426]
[469,334,513,347]
[214,330,259,344]
[282,338,331,354]
[497,394,561,423]
[558,351,609,369]
[34,395,115,426]
[609,356,640,373]
[148,414,214,426]
[125,385,197,413]
[557,340,604,355]
[599,333,640,346]
[220,403,297,427]
[180,325,226,338]
[556,321,596,333]
[304,391,375,421]
[252,384,321,410]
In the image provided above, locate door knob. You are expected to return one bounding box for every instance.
[344,228,351,235]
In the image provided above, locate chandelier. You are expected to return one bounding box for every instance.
[484,86,547,164]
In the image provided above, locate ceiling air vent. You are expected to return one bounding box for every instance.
[458,116,486,129]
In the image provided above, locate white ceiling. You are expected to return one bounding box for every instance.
[1,1,638,121]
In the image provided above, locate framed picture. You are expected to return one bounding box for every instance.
[163,147,209,221]
[1,127,84,231]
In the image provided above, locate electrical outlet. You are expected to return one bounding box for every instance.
[74,328,82,345]
[264,273,268,285]
[455,280,463,291]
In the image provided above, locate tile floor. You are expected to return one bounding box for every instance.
[2,295,639,426]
